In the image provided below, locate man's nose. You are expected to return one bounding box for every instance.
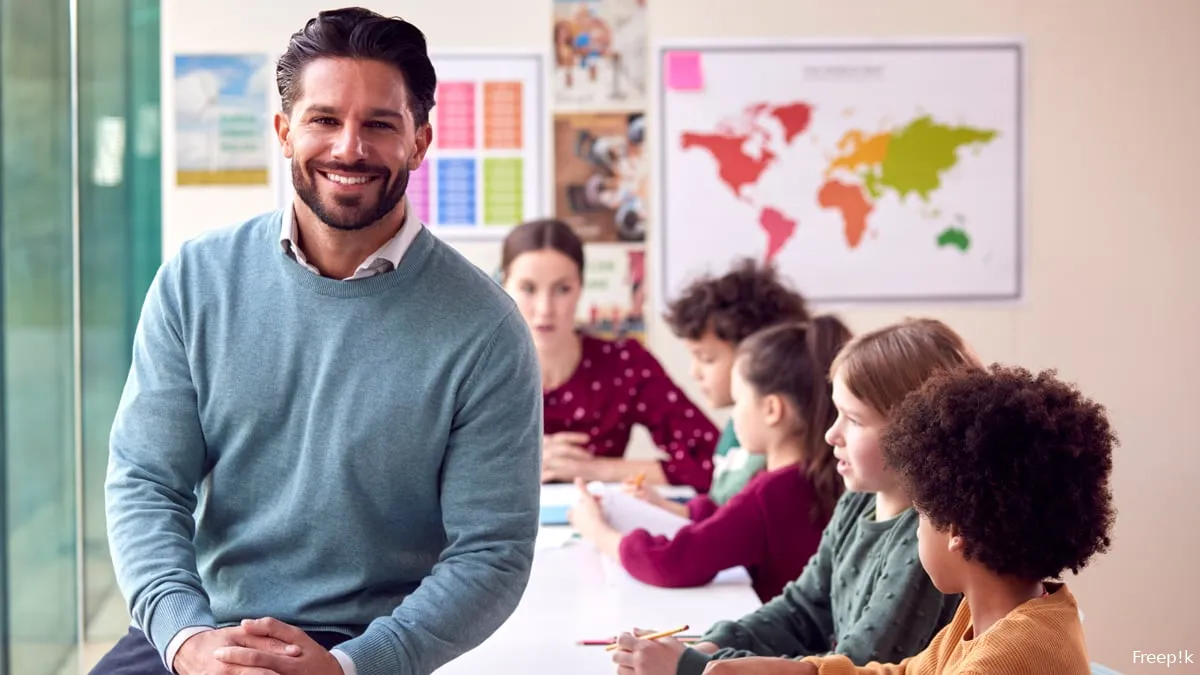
[331,124,367,162]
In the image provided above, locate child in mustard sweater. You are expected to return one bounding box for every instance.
[701,364,1116,675]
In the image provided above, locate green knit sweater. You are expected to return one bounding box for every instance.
[677,492,960,675]
[706,420,767,505]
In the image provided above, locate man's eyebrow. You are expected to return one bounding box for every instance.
[304,104,405,119]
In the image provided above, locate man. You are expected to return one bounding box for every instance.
[94,8,542,675]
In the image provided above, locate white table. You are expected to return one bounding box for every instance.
[435,523,762,674]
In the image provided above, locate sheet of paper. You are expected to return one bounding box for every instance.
[590,483,692,538]
[654,484,697,502]
[542,482,694,507]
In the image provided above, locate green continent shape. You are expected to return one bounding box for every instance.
[878,116,997,202]
[861,166,883,201]
[936,227,971,252]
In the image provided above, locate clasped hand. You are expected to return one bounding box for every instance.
[541,432,596,483]
[174,618,342,675]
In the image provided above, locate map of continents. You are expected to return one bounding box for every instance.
[681,101,997,262]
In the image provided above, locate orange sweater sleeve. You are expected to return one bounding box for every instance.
[803,654,918,675]
[803,583,1090,675]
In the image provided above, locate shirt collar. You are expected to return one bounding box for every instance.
[280,198,423,280]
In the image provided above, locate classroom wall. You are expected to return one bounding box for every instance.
[162,1,1200,671]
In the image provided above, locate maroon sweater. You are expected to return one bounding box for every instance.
[543,333,718,491]
[617,463,827,603]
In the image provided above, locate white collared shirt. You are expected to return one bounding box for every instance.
[279,198,423,279]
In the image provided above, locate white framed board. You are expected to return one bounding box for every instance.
[654,38,1025,305]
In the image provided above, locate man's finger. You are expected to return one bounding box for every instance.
[240,617,307,643]
[230,633,300,655]
[213,645,288,669]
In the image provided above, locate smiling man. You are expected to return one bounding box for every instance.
[94,8,542,675]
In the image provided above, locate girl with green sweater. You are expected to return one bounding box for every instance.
[610,318,981,675]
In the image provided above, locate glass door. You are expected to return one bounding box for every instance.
[0,0,161,671]
[0,0,80,672]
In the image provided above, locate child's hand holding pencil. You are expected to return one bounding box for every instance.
[607,625,693,673]
[622,471,668,509]
[621,471,692,519]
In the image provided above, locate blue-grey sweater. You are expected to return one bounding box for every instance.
[106,211,542,674]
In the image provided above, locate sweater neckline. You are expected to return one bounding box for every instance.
[275,213,436,298]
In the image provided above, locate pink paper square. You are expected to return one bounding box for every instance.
[407,161,430,223]
[666,52,703,91]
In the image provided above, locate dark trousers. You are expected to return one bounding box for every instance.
[89,626,349,674]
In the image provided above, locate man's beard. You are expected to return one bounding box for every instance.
[293,159,410,231]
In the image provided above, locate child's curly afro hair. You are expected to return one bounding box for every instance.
[882,364,1117,581]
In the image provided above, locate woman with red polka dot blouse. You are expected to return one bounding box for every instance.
[501,219,719,492]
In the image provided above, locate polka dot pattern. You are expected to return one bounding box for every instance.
[540,334,719,492]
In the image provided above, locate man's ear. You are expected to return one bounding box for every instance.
[410,123,432,169]
[274,111,294,159]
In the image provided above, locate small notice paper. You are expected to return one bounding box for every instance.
[666,51,704,91]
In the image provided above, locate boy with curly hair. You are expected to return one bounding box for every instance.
[663,259,809,504]
[704,364,1116,675]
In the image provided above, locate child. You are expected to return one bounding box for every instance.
[568,317,851,604]
[700,364,1116,675]
[663,258,810,505]
[610,318,975,675]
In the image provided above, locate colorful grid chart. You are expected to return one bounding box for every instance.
[483,82,523,149]
[436,82,476,149]
[418,53,543,237]
[484,158,524,225]
[407,161,431,223]
[436,158,477,225]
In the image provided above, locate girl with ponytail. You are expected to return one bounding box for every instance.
[569,316,852,603]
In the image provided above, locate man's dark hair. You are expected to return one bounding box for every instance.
[277,7,437,126]
[663,258,809,344]
[883,364,1117,581]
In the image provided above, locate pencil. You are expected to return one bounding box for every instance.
[604,624,689,651]
[630,471,646,489]
[577,635,700,646]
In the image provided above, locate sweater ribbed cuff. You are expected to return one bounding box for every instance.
[336,627,402,675]
[147,591,217,666]
[699,620,740,648]
[676,647,715,675]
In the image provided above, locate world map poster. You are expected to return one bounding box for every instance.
[657,40,1024,304]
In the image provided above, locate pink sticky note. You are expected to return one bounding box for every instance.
[666,51,703,91]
